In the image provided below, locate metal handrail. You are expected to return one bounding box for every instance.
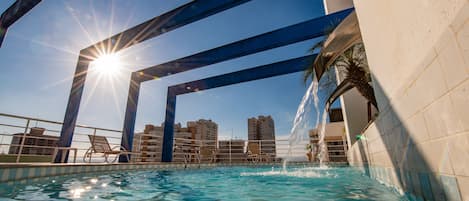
[0,112,122,133]
[169,138,286,164]
[0,112,123,163]
[1,112,347,164]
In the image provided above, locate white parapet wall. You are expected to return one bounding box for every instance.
[323,0,372,151]
[350,0,469,200]
[323,0,353,14]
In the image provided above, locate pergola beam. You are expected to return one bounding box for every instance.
[170,55,314,95]
[135,8,353,82]
[83,0,250,54]
[0,0,41,47]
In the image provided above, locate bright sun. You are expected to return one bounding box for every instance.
[91,53,122,76]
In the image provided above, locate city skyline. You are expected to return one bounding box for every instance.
[141,115,277,140]
[0,1,333,140]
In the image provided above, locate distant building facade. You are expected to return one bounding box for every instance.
[132,124,165,162]
[218,139,245,162]
[133,119,218,162]
[247,115,276,156]
[8,127,58,156]
[308,108,347,162]
[187,119,218,149]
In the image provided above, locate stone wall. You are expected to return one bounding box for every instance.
[349,0,469,200]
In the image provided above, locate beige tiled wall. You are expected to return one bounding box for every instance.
[350,0,468,200]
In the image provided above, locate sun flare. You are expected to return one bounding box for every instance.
[91,53,122,76]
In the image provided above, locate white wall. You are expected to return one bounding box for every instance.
[324,122,345,137]
[335,69,372,150]
[351,0,469,200]
[323,0,353,14]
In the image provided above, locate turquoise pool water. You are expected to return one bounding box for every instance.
[0,166,407,200]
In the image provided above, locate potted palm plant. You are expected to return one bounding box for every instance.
[303,11,378,113]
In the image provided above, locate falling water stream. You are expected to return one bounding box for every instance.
[316,108,329,165]
[289,76,320,147]
[284,74,330,171]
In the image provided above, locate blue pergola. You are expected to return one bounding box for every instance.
[56,0,353,163]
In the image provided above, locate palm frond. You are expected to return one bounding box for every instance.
[303,64,315,83]
[309,40,325,53]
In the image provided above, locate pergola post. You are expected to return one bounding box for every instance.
[55,51,91,163]
[162,90,177,162]
[119,72,141,162]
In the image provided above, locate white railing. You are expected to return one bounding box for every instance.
[0,113,122,163]
[0,113,323,164]
[168,138,310,164]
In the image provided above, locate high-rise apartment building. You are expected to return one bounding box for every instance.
[247,118,258,141]
[258,116,275,141]
[187,119,218,149]
[247,115,276,156]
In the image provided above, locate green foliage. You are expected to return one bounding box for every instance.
[304,41,378,110]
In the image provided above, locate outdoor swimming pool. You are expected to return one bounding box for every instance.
[0,166,407,200]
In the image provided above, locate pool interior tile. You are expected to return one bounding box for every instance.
[418,172,434,201]
[49,167,56,176]
[34,167,41,178]
[441,175,462,201]
[15,168,23,180]
[1,169,9,182]
[429,174,447,201]
[27,168,34,178]
[40,167,46,177]
[8,169,16,181]
[411,171,423,198]
[60,167,66,175]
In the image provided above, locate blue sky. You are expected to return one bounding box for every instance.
[0,0,336,139]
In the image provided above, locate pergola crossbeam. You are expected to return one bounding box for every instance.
[170,55,314,95]
[83,0,250,53]
[0,0,41,47]
[135,9,352,82]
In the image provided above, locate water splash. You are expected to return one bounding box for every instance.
[240,166,335,178]
[317,108,329,166]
